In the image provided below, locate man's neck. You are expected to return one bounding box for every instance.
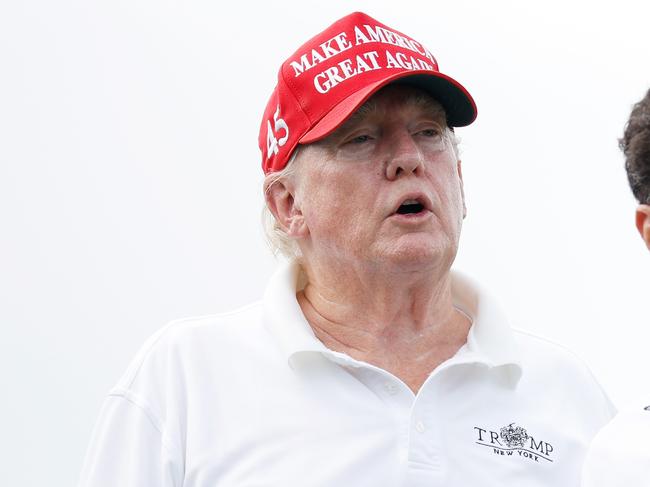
[296,261,472,393]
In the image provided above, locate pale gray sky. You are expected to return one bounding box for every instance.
[1,1,649,485]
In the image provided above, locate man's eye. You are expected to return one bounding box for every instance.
[348,134,373,144]
[418,129,440,137]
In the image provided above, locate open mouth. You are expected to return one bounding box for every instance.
[396,199,425,215]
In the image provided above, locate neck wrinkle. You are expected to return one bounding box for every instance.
[297,259,466,360]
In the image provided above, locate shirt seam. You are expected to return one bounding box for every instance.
[108,388,185,459]
[511,326,617,415]
[169,300,263,324]
[123,301,264,389]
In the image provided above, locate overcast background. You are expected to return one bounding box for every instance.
[2,0,649,485]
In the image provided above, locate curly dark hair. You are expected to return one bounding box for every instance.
[620,89,650,205]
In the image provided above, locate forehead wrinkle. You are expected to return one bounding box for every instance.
[341,90,447,133]
[397,90,448,126]
[311,89,449,151]
[337,97,382,133]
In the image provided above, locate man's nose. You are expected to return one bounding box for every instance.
[385,131,425,180]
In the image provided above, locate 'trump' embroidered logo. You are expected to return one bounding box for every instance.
[474,423,555,463]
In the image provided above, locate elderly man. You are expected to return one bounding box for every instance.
[581,89,650,486]
[79,12,614,487]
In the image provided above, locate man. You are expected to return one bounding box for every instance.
[79,12,615,487]
[624,89,650,251]
[581,89,650,486]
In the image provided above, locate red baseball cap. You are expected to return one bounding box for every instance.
[259,12,477,174]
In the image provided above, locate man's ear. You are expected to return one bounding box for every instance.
[457,160,467,219]
[635,204,650,251]
[264,177,308,238]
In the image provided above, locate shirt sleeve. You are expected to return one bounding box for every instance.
[581,409,650,486]
[78,391,184,487]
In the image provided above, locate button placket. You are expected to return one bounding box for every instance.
[407,380,444,475]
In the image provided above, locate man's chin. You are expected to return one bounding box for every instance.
[375,239,457,272]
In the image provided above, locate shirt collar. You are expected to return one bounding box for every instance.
[263,259,522,379]
[450,271,522,381]
[263,259,328,366]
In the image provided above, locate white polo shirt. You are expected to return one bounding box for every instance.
[79,261,615,487]
[581,401,650,486]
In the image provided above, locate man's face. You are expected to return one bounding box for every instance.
[290,84,466,272]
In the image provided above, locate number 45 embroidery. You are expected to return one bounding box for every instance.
[266,106,289,157]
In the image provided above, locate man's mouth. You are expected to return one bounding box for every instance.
[396,198,425,215]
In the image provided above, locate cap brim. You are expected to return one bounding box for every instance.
[299,70,477,144]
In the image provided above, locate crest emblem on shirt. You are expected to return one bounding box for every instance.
[500,423,529,448]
